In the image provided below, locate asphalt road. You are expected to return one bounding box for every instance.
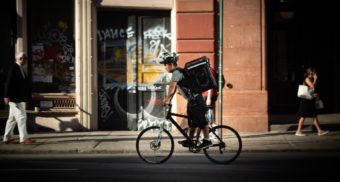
[0,152,339,182]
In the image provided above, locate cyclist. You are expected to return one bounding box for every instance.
[161,52,212,149]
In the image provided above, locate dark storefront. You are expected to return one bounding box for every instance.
[0,0,16,112]
[267,0,340,115]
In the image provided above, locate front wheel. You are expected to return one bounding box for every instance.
[204,125,242,164]
[136,126,174,164]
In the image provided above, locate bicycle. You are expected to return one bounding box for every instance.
[136,100,242,164]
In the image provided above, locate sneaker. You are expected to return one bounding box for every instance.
[295,132,306,136]
[178,139,193,147]
[318,130,329,136]
[4,139,18,144]
[20,138,36,144]
[198,139,213,149]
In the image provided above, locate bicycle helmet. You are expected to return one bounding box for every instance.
[159,52,179,64]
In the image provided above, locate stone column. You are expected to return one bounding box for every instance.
[223,0,268,132]
[15,0,27,54]
[75,0,98,130]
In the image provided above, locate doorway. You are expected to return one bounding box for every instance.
[0,0,16,111]
[97,9,172,130]
[267,0,340,117]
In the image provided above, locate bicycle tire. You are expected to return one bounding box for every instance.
[204,125,242,164]
[136,126,174,164]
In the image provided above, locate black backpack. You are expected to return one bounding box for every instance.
[184,56,218,93]
[175,68,200,95]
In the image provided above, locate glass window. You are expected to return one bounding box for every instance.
[28,0,75,93]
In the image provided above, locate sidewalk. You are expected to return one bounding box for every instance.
[1,128,340,154]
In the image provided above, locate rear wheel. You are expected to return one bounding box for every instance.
[136,126,174,164]
[204,125,242,164]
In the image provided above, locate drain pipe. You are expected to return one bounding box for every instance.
[218,0,224,126]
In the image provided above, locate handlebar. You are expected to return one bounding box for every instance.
[163,103,188,119]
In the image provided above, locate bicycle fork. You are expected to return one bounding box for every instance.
[210,127,226,154]
[152,127,164,149]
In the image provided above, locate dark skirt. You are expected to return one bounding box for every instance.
[298,98,317,117]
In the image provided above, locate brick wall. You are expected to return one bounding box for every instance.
[176,0,216,66]
[222,0,268,132]
[176,0,268,132]
[175,0,216,128]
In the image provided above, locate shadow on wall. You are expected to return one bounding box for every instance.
[0,115,87,134]
[59,118,87,132]
[28,116,87,132]
[58,117,87,132]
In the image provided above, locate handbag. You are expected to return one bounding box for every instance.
[315,98,324,109]
[297,85,313,100]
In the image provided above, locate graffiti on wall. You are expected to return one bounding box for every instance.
[31,21,75,92]
[143,25,171,62]
[97,27,135,42]
[99,88,114,123]
[97,15,172,130]
[138,119,172,131]
[33,21,74,64]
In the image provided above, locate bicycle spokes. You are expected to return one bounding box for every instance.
[204,125,242,164]
[136,126,174,164]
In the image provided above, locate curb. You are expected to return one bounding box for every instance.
[2,148,340,154]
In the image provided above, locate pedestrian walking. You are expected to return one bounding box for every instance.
[3,52,36,144]
[295,67,329,136]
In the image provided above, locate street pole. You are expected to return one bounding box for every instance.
[218,0,223,127]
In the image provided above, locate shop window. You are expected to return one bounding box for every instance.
[28,0,75,93]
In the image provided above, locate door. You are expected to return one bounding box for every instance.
[136,16,172,131]
[97,10,171,130]
[267,0,307,114]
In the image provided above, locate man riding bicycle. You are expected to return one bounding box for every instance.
[161,52,212,149]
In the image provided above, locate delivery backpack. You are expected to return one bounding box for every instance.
[181,56,218,94]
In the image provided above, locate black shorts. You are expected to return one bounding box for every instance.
[187,97,208,128]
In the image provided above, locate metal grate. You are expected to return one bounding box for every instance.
[53,99,75,108]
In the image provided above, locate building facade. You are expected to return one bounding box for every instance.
[1,0,339,133]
